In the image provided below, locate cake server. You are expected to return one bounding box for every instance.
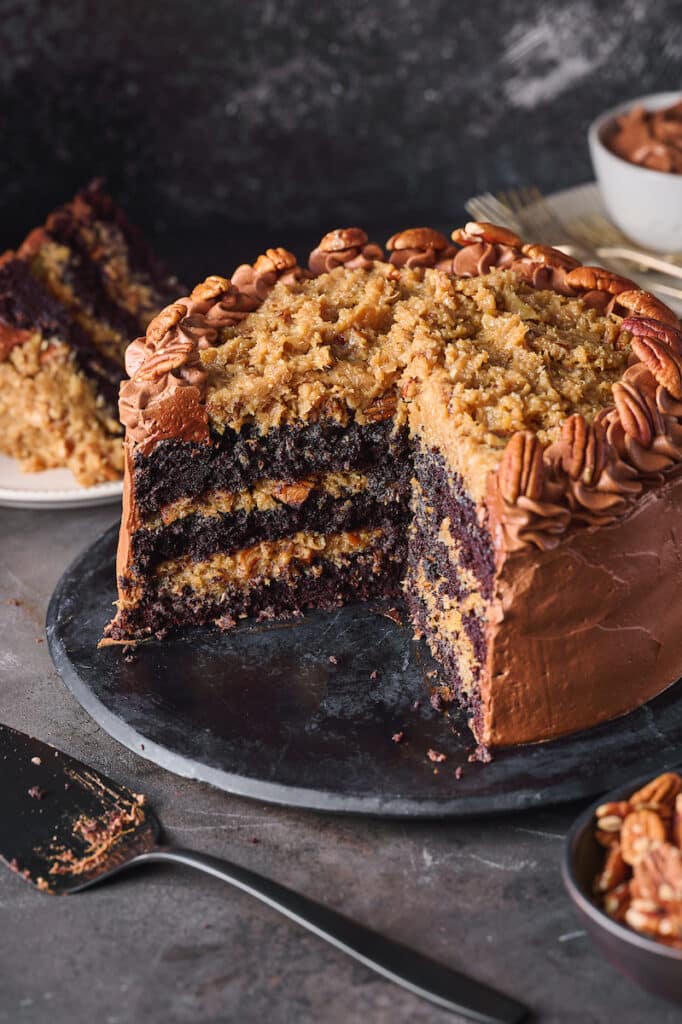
[0,723,526,1024]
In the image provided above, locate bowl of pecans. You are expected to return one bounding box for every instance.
[563,769,682,1004]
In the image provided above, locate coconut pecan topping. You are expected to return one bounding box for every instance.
[309,227,384,275]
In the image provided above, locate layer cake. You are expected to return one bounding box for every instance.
[0,181,179,485]
[105,224,682,748]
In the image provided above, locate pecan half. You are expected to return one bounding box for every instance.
[565,266,637,295]
[612,291,680,328]
[136,339,195,380]
[451,221,522,248]
[631,334,682,399]
[621,809,667,866]
[613,380,656,447]
[254,247,298,274]
[146,302,188,346]
[498,431,544,504]
[363,393,398,423]
[520,244,580,271]
[634,843,682,904]
[558,414,607,484]
[604,881,631,922]
[386,227,449,252]
[630,772,682,818]
[190,275,232,305]
[594,843,629,893]
[317,227,369,253]
[674,794,682,849]
[621,315,682,353]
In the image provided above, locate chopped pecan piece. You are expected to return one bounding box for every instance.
[363,393,398,423]
[271,480,315,507]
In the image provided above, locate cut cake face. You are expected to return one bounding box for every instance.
[105,223,682,748]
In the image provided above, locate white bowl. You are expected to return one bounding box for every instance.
[588,91,682,253]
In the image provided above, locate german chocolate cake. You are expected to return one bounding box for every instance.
[0,181,179,485]
[105,222,682,748]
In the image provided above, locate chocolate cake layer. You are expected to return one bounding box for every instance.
[412,446,495,599]
[133,421,411,515]
[0,256,123,408]
[130,471,410,573]
[108,534,406,640]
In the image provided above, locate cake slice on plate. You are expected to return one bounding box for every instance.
[0,181,179,486]
[104,223,682,748]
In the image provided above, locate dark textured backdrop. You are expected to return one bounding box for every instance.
[1,0,680,278]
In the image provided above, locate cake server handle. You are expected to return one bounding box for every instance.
[130,846,527,1023]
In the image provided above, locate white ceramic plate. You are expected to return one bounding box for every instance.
[0,454,122,510]
[540,180,682,316]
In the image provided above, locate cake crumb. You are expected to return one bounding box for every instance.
[381,607,402,626]
[369,670,379,680]
[28,786,47,800]
[328,655,338,665]
[427,749,447,763]
[391,731,405,744]
[7,598,22,606]
[455,766,463,780]
[31,756,42,766]
[430,693,444,712]
[468,744,493,764]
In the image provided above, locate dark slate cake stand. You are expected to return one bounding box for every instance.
[46,526,682,818]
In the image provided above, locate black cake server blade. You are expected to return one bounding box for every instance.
[0,723,527,1023]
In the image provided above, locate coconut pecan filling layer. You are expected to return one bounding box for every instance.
[144,527,385,600]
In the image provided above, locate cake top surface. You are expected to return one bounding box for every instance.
[200,263,630,496]
[119,222,682,551]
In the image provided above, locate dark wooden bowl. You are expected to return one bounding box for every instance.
[562,773,682,1005]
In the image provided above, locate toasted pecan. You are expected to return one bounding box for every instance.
[565,266,637,295]
[498,431,544,504]
[317,228,369,253]
[613,291,680,328]
[386,227,449,252]
[631,335,682,399]
[451,221,522,248]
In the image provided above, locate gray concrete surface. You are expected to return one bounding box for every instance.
[0,506,677,1024]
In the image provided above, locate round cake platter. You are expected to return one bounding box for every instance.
[46,526,682,818]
